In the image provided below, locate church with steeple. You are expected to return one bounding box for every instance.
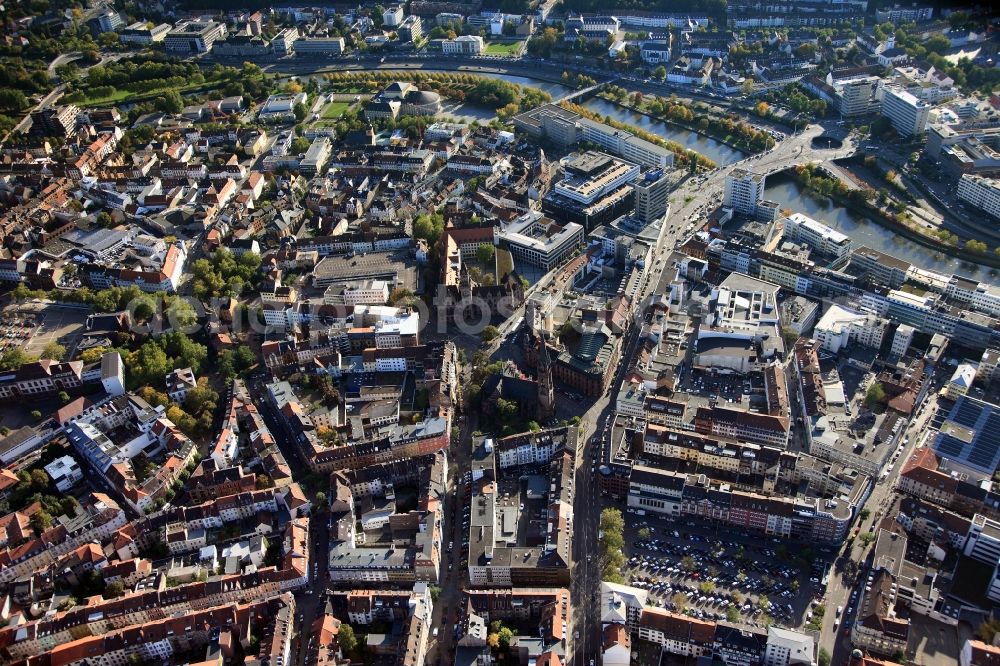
[536,328,555,421]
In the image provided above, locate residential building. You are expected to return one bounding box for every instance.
[166,367,197,402]
[724,169,766,216]
[44,455,83,492]
[399,15,423,42]
[383,6,404,26]
[764,626,814,665]
[813,304,886,354]
[29,105,79,137]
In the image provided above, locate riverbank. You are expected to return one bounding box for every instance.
[561,101,718,170]
[781,167,1000,272]
[593,92,761,156]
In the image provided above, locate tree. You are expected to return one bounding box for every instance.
[476,243,496,266]
[0,348,35,370]
[293,102,307,122]
[0,89,28,112]
[96,211,115,228]
[967,239,988,254]
[859,531,877,546]
[859,508,871,521]
[30,468,50,490]
[482,325,500,343]
[30,410,42,421]
[755,101,770,117]
[339,624,357,653]
[497,626,514,650]
[104,580,125,598]
[653,65,667,80]
[818,648,832,666]
[31,510,52,533]
[155,90,184,115]
[726,606,740,622]
[638,527,652,540]
[40,342,66,361]
[741,78,754,95]
[758,595,771,614]
[672,592,688,611]
[57,390,71,404]
[865,382,886,408]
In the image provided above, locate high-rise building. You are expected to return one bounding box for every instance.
[838,77,879,117]
[881,87,931,136]
[92,9,124,34]
[632,169,670,223]
[398,15,422,42]
[383,6,404,27]
[723,169,766,216]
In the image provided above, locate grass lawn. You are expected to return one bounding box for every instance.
[485,42,522,56]
[78,81,222,108]
[79,88,133,107]
[321,101,351,119]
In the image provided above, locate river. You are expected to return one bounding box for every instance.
[436,74,746,166]
[763,174,1000,285]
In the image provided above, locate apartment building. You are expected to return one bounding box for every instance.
[724,169,766,216]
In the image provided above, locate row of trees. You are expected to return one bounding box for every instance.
[599,508,628,584]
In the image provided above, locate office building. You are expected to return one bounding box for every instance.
[441,35,484,55]
[500,211,584,271]
[932,395,1000,476]
[293,37,346,54]
[513,104,674,169]
[120,22,171,44]
[724,169,766,216]
[881,88,931,136]
[543,151,639,229]
[839,77,880,117]
[92,9,124,34]
[782,212,852,259]
[164,21,227,53]
[633,169,670,223]
[957,175,1000,220]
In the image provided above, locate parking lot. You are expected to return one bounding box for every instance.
[1,301,90,359]
[618,512,829,631]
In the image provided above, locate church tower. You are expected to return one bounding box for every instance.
[537,331,555,421]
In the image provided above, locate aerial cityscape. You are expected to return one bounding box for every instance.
[1,1,1000,666]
